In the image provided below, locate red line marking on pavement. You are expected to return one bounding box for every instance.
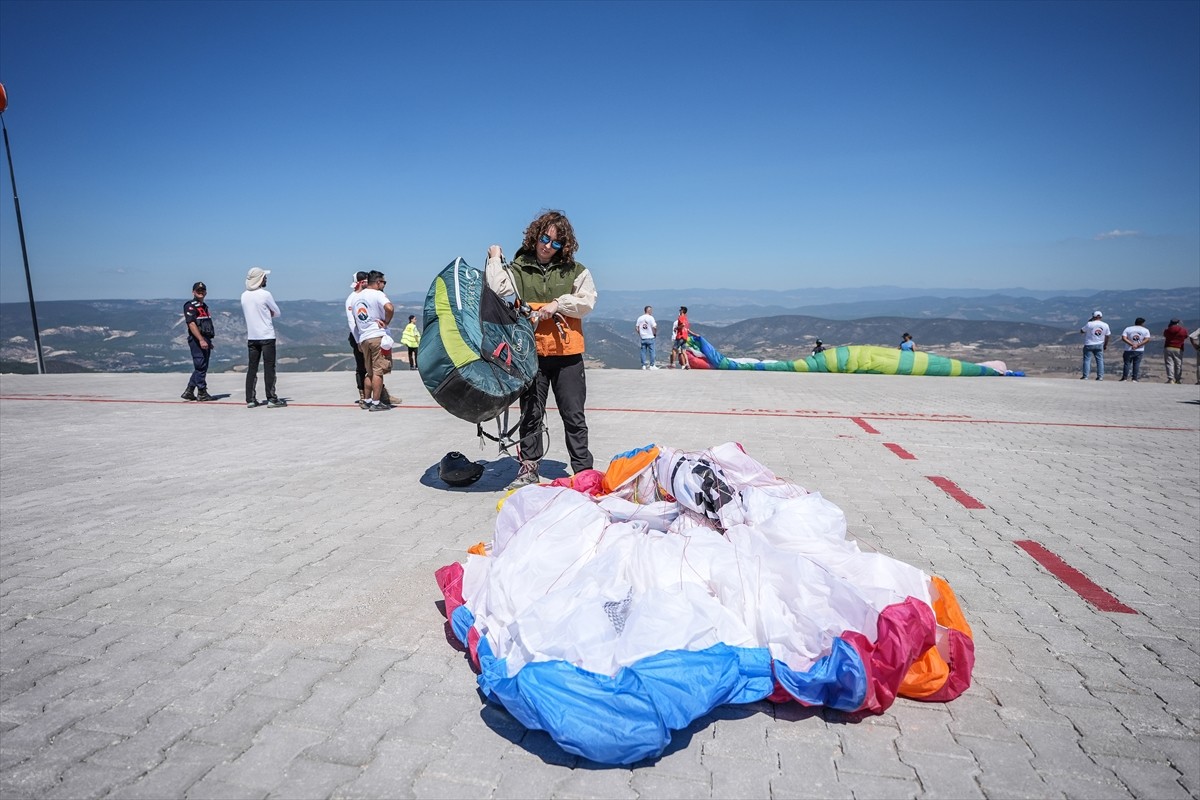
[585,407,1190,432]
[1,396,1194,433]
[926,476,986,508]
[851,417,880,434]
[883,442,917,460]
[1015,540,1137,614]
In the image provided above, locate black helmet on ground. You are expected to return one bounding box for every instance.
[439,452,484,487]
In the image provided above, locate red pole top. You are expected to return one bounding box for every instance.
[0,83,7,114]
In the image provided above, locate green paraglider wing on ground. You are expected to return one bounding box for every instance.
[686,334,1001,376]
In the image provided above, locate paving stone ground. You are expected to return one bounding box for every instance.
[1,367,1197,799]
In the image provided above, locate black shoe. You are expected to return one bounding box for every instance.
[181,388,197,401]
[247,399,261,408]
[197,389,215,401]
[266,397,287,408]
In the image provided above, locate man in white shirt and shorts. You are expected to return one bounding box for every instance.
[353,270,395,411]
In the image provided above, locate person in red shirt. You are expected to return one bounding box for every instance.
[670,306,691,370]
[1162,319,1190,384]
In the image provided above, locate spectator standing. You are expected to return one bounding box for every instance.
[353,270,394,411]
[670,306,690,369]
[346,272,391,408]
[400,314,421,370]
[485,209,597,490]
[346,271,370,407]
[181,281,216,402]
[900,332,916,352]
[1190,328,1200,385]
[1119,317,1151,382]
[1079,311,1110,381]
[812,339,826,356]
[1162,319,1189,384]
[636,306,658,370]
[241,267,286,408]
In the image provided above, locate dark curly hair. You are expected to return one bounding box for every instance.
[519,210,579,264]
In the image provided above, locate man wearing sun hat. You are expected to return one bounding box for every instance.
[241,267,286,408]
[181,281,216,402]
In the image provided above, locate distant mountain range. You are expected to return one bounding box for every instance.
[1,286,1196,376]
[560,286,1200,325]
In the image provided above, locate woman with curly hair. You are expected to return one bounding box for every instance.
[486,210,598,490]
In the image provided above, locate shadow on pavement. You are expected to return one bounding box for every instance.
[418,458,569,492]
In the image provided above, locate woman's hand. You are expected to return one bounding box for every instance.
[487,245,502,259]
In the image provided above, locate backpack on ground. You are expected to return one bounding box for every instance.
[417,257,538,446]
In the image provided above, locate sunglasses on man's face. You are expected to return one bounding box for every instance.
[539,234,563,251]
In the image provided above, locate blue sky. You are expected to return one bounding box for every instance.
[1,0,1197,302]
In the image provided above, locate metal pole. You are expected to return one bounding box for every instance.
[1,111,46,374]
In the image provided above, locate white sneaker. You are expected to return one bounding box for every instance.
[505,460,541,491]
[650,365,660,370]
[642,365,648,370]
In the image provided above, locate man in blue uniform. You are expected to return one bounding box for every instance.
[182,281,216,401]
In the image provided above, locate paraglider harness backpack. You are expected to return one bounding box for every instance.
[416,257,539,453]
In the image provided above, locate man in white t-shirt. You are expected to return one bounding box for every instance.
[1190,327,1200,385]
[346,271,392,409]
[353,270,395,411]
[241,267,286,408]
[635,306,658,370]
[1119,317,1151,382]
[1079,311,1110,381]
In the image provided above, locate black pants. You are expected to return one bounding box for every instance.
[349,331,389,403]
[518,353,592,473]
[350,331,367,395]
[187,337,211,389]
[246,339,277,403]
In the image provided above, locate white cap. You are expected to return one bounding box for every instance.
[1093,310,1102,318]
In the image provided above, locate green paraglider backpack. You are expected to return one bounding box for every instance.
[417,257,538,443]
